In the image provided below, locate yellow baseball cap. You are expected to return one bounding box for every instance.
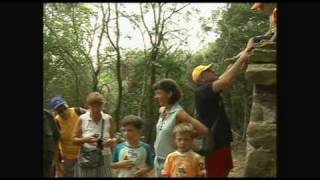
[251,3,263,11]
[192,64,214,82]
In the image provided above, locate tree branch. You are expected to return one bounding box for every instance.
[87,14,99,56]
[115,3,120,53]
[162,29,185,36]
[163,3,190,23]
[140,3,154,46]
[119,12,148,57]
[96,3,108,78]
[105,3,118,51]
[44,18,96,80]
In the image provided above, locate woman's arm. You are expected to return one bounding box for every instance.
[72,118,97,145]
[176,111,208,136]
[104,117,117,148]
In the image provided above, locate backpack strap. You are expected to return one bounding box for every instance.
[101,119,104,140]
[98,119,105,150]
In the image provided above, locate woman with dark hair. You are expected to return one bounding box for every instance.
[152,79,208,177]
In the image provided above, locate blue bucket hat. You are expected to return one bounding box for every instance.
[50,96,67,110]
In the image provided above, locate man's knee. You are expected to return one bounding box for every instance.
[63,159,76,177]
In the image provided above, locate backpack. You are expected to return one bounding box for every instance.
[195,97,223,156]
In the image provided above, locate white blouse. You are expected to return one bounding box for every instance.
[80,111,112,155]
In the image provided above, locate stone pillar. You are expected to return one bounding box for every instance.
[244,41,277,177]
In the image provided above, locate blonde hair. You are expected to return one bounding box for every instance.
[173,123,196,138]
[86,92,105,105]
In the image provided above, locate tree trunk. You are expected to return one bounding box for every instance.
[165,71,169,78]
[145,61,157,145]
[115,3,122,123]
[138,64,148,117]
[92,76,99,92]
[105,3,123,123]
[74,73,80,106]
[115,53,122,123]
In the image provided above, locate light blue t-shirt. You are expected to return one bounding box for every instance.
[113,141,154,177]
[154,103,183,159]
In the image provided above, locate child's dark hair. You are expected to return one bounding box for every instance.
[121,115,144,130]
[173,123,196,138]
[153,78,182,104]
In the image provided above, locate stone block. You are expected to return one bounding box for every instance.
[245,64,277,85]
[246,121,276,152]
[250,48,276,63]
[244,142,276,177]
[254,41,277,50]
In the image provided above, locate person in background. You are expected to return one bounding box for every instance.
[49,96,86,177]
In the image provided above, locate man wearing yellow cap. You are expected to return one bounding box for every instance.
[192,51,250,177]
[240,3,277,55]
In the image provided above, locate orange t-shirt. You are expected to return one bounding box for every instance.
[162,150,205,177]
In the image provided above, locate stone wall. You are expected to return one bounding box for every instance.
[244,41,277,177]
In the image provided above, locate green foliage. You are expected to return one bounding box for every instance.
[44,2,268,141]
[43,3,96,108]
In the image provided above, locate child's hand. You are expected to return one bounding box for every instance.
[134,169,145,177]
[161,169,168,177]
[118,160,135,169]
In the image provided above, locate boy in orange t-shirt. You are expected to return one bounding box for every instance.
[161,123,206,177]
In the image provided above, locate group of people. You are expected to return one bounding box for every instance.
[43,3,277,178]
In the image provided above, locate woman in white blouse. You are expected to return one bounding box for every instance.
[72,92,116,177]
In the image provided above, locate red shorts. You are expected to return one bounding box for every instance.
[205,146,233,177]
